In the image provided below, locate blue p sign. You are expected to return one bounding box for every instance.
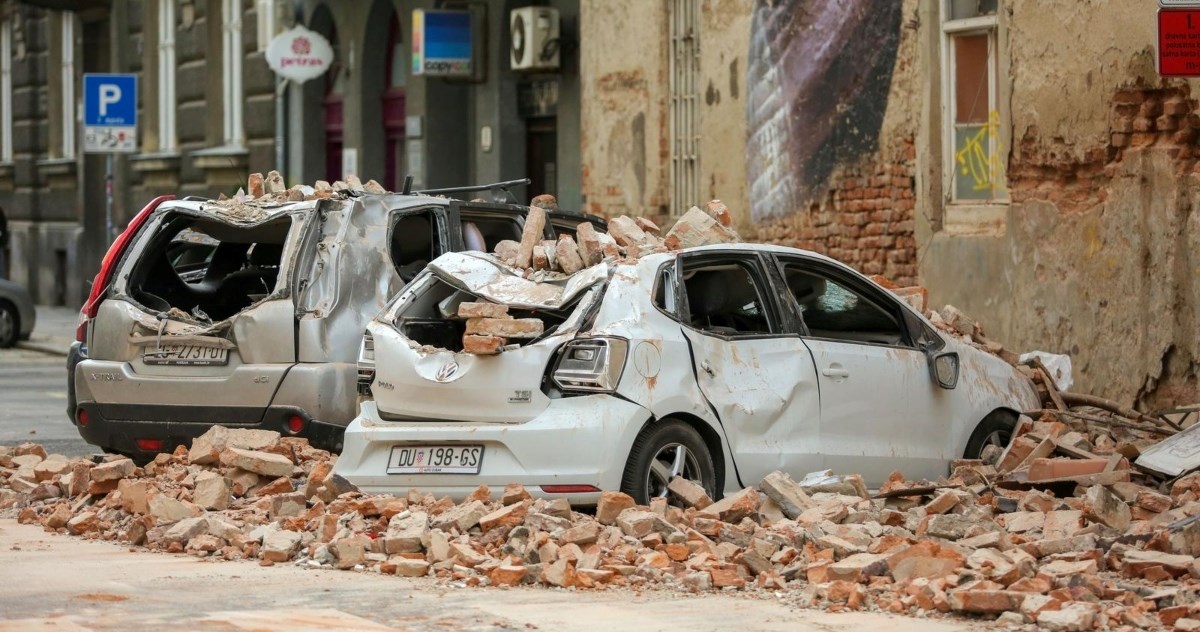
[83,74,137,127]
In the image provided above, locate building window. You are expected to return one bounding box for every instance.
[1,19,12,163]
[158,0,177,151]
[941,0,1006,203]
[222,0,244,147]
[61,11,76,158]
[669,0,699,216]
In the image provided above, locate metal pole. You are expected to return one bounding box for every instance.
[275,76,286,175]
[105,154,113,242]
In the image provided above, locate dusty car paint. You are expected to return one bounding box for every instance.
[72,193,604,457]
[335,243,1041,501]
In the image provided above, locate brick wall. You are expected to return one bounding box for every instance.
[750,142,918,286]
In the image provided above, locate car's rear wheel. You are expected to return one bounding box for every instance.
[963,410,1018,460]
[620,419,716,505]
[0,301,18,348]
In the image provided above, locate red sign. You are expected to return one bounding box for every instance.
[1159,9,1200,77]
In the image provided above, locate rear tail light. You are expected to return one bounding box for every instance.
[136,439,164,452]
[551,337,627,393]
[76,409,89,427]
[540,485,600,494]
[357,331,376,396]
[287,415,306,434]
[77,194,174,342]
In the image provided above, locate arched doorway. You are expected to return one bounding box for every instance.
[382,14,406,190]
[323,21,345,182]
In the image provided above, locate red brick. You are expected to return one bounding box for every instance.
[465,317,544,339]
[457,302,508,319]
[463,334,505,355]
[1027,458,1108,481]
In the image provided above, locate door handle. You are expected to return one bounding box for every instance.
[822,366,850,379]
[701,360,715,377]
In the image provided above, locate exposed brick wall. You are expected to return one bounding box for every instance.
[750,144,918,286]
[1008,83,1198,215]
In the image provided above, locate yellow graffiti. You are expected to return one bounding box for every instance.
[955,112,1007,195]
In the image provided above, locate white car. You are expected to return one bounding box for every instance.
[334,245,1040,504]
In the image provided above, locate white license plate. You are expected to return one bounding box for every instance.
[387,445,484,475]
[143,344,229,366]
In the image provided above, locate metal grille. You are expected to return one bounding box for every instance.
[669,0,699,217]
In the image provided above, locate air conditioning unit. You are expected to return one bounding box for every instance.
[510,7,560,72]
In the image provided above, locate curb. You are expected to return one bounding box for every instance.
[15,340,70,357]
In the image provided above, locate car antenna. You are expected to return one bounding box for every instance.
[402,174,413,195]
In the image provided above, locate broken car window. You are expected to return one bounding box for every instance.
[396,274,577,352]
[459,212,524,252]
[781,264,906,346]
[126,215,291,321]
[680,260,773,336]
[391,211,436,282]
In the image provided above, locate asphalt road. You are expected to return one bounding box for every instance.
[0,346,94,457]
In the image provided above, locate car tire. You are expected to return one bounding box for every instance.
[963,410,1018,460]
[620,419,716,505]
[0,300,18,348]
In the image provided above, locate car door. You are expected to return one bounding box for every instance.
[772,255,946,483]
[674,251,823,486]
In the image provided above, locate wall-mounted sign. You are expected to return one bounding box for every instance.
[265,25,334,83]
[412,9,472,77]
[1159,9,1200,76]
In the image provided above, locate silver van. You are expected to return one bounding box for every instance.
[70,186,603,459]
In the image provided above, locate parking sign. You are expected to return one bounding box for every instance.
[83,73,137,153]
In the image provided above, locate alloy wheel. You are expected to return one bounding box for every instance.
[646,442,702,498]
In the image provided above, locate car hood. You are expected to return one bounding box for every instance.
[428,252,610,310]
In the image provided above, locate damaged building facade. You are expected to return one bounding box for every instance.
[0,0,583,307]
[580,0,1199,408]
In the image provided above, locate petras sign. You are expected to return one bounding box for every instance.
[265,25,334,83]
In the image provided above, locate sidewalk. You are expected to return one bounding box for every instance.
[0,519,974,632]
[15,305,77,357]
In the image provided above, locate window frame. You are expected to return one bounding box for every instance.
[158,0,177,152]
[60,11,76,159]
[672,251,784,340]
[1,18,12,164]
[771,254,919,351]
[221,0,244,148]
[939,1,1010,226]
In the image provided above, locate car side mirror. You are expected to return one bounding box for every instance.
[929,351,959,389]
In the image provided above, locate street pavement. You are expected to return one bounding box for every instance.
[1,305,93,458]
[0,519,977,632]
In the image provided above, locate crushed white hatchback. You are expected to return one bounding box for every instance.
[334,245,1040,504]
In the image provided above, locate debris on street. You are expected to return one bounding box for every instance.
[3,392,1200,630]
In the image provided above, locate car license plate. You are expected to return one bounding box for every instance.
[387,445,484,475]
[143,344,229,366]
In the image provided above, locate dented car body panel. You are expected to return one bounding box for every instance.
[72,194,603,458]
[336,242,1040,502]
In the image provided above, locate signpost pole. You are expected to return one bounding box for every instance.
[105,154,113,241]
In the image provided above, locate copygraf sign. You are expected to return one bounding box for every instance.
[1159,9,1200,76]
[265,25,334,83]
[83,74,137,153]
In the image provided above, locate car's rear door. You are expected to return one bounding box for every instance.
[673,251,822,485]
[81,204,309,424]
[772,254,945,483]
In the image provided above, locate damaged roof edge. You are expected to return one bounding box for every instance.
[428,252,610,310]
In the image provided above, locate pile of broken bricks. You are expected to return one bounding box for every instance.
[462,198,740,354]
[493,198,741,277]
[7,422,1200,629]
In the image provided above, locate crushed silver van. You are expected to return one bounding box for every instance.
[70,187,604,459]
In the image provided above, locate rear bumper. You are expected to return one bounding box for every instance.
[71,402,346,458]
[66,341,86,418]
[333,395,652,504]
